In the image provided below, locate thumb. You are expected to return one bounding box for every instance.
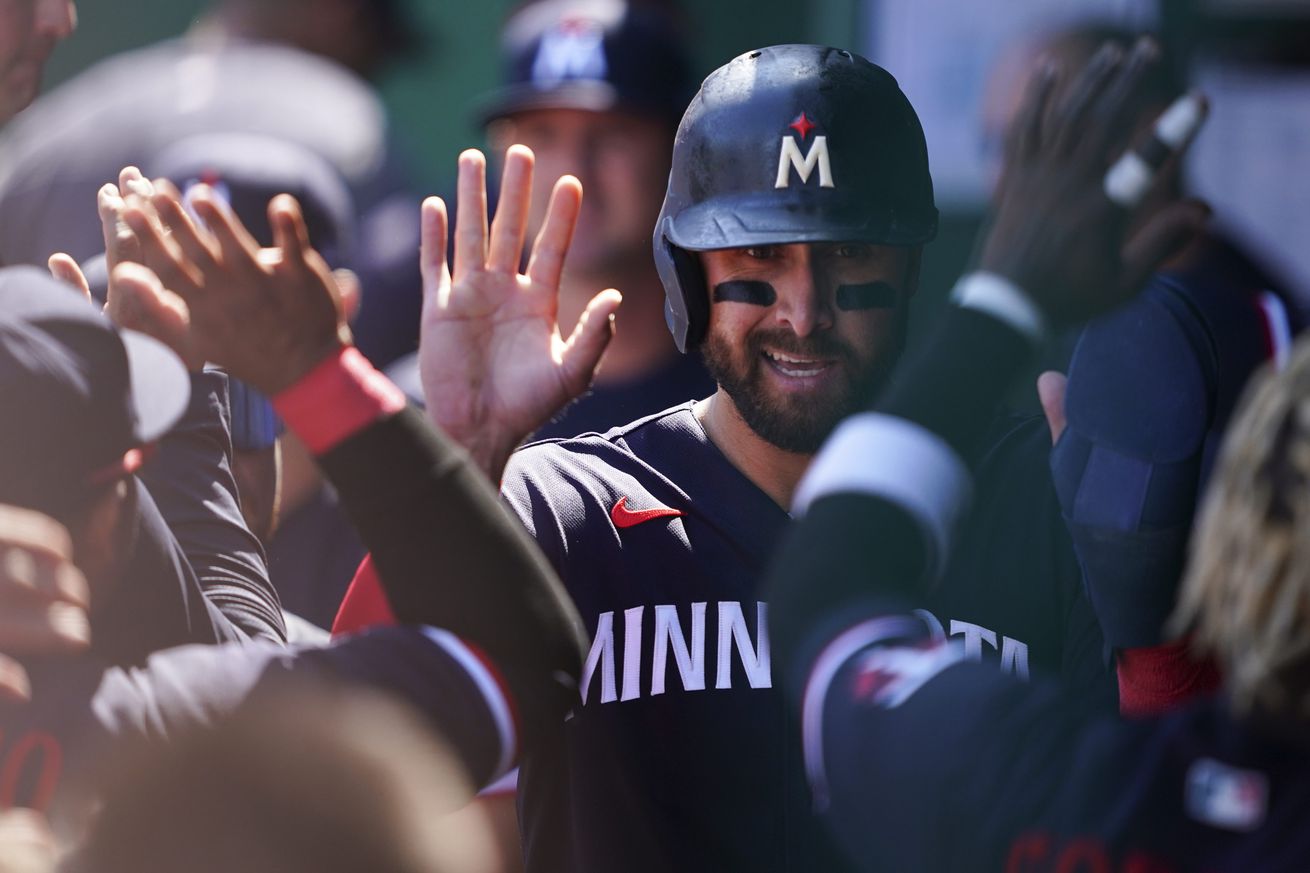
[559,289,623,396]
[47,253,92,302]
[333,268,362,323]
[1037,370,1068,444]
[109,263,200,370]
[1120,199,1210,295]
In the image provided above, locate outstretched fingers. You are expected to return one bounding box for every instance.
[121,199,199,293]
[453,149,489,281]
[148,180,219,270]
[109,261,205,371]
[268,194,314,271]
[1006,60,1058,165]
[1047,41,1125,155]
[98,183,138,270]
[188,184,263,264]
[420,196,453,311]
[526,175,583,291]
[1080,37,1160,161]
[488,145,535,274]
[559,288,623,396]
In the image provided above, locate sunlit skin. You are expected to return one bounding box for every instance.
[0,0,76,124]
[696,241,918,506]
[491,108,678,381]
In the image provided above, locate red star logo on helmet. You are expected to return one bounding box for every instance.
[789,112,816,139]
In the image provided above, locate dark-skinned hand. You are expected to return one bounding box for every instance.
[978,38,1210,327]
[117,182,353,395]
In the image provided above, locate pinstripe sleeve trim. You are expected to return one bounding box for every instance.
[420,627,519,782]
[799,615,933,812]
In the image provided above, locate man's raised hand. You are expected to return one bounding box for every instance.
[418,146,622,478]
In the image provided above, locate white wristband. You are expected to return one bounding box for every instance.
[950,271,1045,342]
[792,413,972,581]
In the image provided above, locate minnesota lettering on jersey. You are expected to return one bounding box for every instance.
[579,601,1029,705]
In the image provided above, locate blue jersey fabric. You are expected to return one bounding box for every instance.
[503,403,1112,873]
[806,627,1310,873]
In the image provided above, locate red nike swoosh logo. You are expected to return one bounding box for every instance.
[611,496,684,529]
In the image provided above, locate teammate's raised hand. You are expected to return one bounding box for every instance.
[117,182,353,394]
[418,146,623,478]
[977,38,1210,327]
[0,505,90,703]
[99,166,154,277]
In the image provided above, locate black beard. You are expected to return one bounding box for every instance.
[701,327,894,455]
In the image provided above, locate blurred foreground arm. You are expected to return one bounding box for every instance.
[765,40,1209,868]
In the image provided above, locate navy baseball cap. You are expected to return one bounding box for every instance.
[153,132,357,270]
[477,0,692,125]
[0,267,189,519]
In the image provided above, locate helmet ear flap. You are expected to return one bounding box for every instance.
[657,233,711,353]
[671,246,709,351]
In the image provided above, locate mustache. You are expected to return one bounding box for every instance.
[747,328,855,362]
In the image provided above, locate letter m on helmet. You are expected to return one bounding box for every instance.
[775,135,834,189]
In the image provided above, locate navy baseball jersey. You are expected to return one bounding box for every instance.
[502,402,1111,873]
[794,604,1310,872]
[0,627,516,822]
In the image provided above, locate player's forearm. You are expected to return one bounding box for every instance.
[142,369,285,643]
[769,295,1037,667]
[273,348,586,725]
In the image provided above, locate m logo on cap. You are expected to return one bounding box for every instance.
[776,112,833,189]
[532,18,608,86]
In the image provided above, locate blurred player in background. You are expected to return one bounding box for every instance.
[0,0,75,125]
[0,0,426,366]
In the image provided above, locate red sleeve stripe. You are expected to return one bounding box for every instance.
[272,346,407,456]
[1256,291,1292,371]
[420,627,519,781]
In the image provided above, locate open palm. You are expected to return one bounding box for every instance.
[418,147,623,479]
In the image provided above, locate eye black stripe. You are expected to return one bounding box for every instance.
[837,282,898,311]
[713,281,777,306]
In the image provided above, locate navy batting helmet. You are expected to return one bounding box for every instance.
[653,44,938,352]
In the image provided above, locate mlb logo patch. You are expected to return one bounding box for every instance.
[1184,758,1268,833]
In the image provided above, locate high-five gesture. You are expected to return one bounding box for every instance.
[418,147,623,480]
[112,182,353,394]
[978,38,1209,326]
